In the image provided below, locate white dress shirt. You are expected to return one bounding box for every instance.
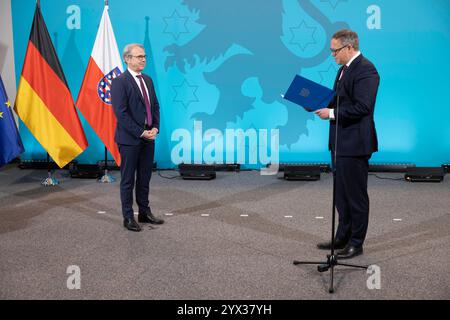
[128,68,150,100]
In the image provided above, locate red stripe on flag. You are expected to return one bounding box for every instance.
[76,57,121,165]
[21,42,87,149]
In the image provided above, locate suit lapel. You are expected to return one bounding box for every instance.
[143,75,155,108]
[343,54,363,80]
[125,70,145,105]
[334,54,363,90]
[142,76,152,100]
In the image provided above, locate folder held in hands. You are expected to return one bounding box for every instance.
[282,75,335,112]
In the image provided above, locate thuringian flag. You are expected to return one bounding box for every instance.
[76,5,122,165]
[0,74,24,168]
[14,2,87,168]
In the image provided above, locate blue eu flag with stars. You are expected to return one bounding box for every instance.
[0,74,24,167]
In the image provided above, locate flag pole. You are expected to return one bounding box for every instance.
[40,19,59,187]
[98,0,115,184]
[99,147,115,183]
[41,152,59,186]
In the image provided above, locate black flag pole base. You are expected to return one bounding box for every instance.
[98,169,116,183]
[41,171,59,186]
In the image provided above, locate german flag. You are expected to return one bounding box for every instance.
[14,2,87,168]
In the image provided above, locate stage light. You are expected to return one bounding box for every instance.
[404,167,445,182]
[283,165,321,181]
[178,164,216,180]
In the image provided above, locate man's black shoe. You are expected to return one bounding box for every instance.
[123,218,141,232]
[336,245,363,259]
[138,213,164,224]
[317,239,347,250]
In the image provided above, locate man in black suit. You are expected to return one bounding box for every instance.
[315,30,379,259]
[111,43,164,232]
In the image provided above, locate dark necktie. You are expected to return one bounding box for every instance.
[136,75,152,127]
[339,65,348,81]
[335,65,348,91]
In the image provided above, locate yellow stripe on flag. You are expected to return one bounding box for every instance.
[15,77,84,168]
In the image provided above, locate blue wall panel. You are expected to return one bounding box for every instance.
[12,0,450,168]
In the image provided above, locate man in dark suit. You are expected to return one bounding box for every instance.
[315,30,379,259]
[111,43,164,232]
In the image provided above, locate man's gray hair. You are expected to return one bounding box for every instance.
[123,43,145,59]
[332,29,359,51]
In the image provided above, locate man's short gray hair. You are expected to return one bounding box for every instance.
[332,29,359,51]
[123,43,145,59]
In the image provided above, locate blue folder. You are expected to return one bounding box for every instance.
[282,75,335,112]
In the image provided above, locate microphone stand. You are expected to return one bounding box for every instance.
[293,70,368,294]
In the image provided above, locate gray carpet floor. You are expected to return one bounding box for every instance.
[0,165,449,300]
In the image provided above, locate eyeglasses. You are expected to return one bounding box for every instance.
[330,45,348,55]
[129,55,147,60]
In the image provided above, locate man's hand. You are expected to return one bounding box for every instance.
[148,128,158,139]
[142,130,155,140]
[143,128,158,140]
[315,108,330,120]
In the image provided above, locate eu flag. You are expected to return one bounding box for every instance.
[0,74,24,167]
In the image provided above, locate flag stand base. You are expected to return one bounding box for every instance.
[98,170,115,183]
[41,172,59,186]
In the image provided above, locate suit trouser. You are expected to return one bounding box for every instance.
[334,155,370,247]
[118,140,155,219]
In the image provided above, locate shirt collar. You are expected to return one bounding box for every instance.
[346,51,361,67]
[128,68,141,78]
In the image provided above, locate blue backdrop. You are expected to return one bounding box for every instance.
[12,0,450,168]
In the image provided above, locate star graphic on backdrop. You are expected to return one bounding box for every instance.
[289,20,317,51]
[318,63,339,84]
[0,112,3,118]
[163,10,190,41]
[173,79,199,109]
[5,100,11,108]
[320,0,348,10]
